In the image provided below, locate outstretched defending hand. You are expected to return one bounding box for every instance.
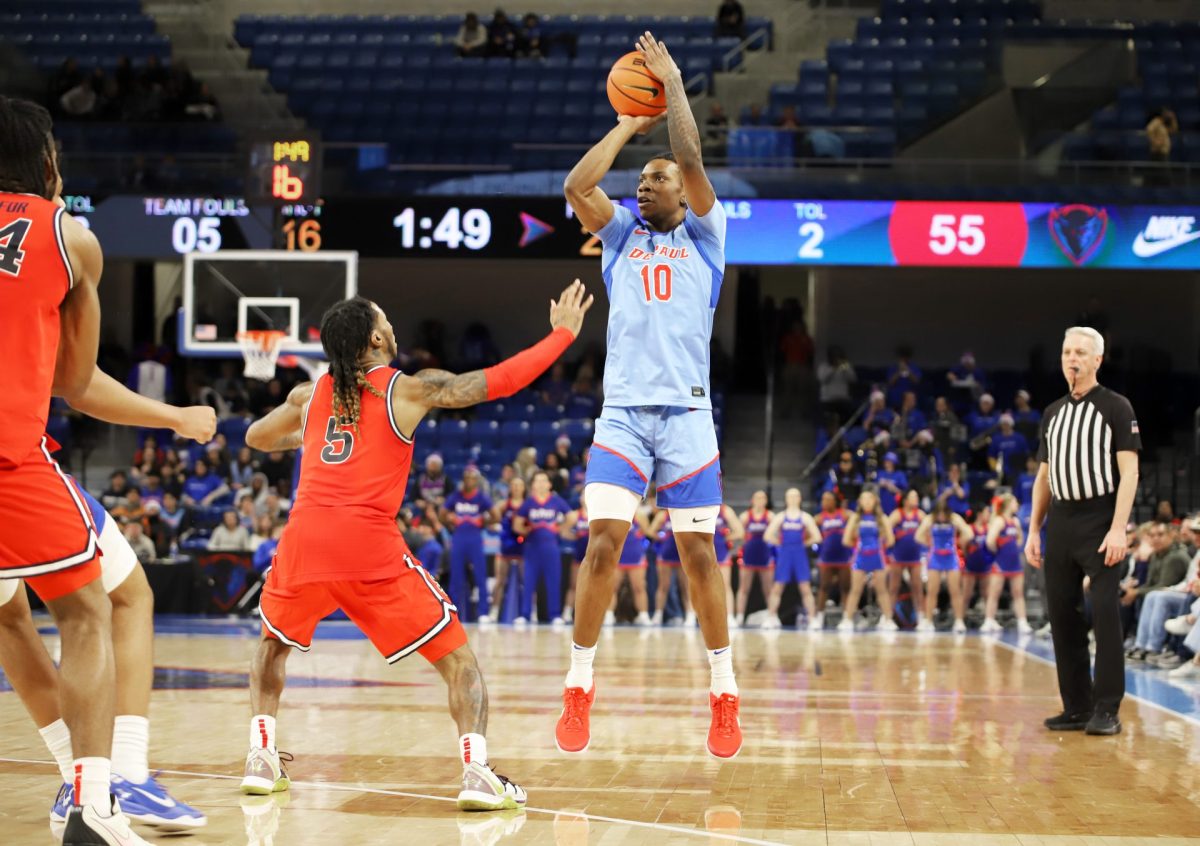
[618,112,666,135]
[549,280,595,339]
[175,405,218,443]
[636,31,681,82]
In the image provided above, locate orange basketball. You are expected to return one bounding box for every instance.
[606,51,667,117]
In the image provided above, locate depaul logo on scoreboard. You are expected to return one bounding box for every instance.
[1048,205,1108,266]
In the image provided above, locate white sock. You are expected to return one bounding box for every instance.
[564,642,596,690]
[75,757,112,812]
[39,719,75,785]
[708,646,738,697]
[460,733,488,768]
[250,715,276,751]
[111,715,150,784]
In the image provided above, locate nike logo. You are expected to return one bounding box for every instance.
[1132,218,1200,257]
[127,783,176,808]
[712,647,729,655]
[693,517,711,523]
[628,85,660,98]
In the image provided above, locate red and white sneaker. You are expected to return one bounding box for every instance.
[555,685,595,753]
[707,693,742,759]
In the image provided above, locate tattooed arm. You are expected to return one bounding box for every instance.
[246,382,313,452]
[636,31,717,216]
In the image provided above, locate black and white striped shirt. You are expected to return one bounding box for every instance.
[1037,385,1141,502]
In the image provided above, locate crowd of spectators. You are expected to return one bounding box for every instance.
[51,55,220,123]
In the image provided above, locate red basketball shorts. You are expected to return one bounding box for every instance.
[259,553,467,664]
[0,436,100,601]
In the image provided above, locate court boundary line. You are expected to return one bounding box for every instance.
[0,756,793,846]
[990,636,1200,728]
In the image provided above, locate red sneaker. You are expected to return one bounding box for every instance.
[707,692,742,759]
[555,685,595,753]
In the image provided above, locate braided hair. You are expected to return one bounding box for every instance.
[0,97,55,199]
[318,297,386,432]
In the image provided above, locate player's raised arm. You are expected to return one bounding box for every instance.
[67,366,216,443]
[564,115,664,233]
[391,280,593,433]
[245,382,314,452]
[52,215,102,400]
[636,32,716,216]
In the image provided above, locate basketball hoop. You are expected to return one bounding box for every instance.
[237,330,288,381]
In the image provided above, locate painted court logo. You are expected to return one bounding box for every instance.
[1048,204,1108,266]
[1132,215,1200,258]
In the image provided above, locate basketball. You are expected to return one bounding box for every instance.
[606,51,667,117]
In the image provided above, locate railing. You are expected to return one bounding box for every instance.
[797,397,870,486]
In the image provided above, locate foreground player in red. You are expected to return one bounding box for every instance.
[0,95,154,845]
[240,282,592,810]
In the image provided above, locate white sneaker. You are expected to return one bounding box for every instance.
[551,616,566,629]
[1166,615,1194,636]
[878,618,899,632]
[603,610,615,626]
[1168,660,1200,680]
[727,614,738,629]
[62,798,152,846]
[240,747,291,795]
[952,620,967,634]
[513,616,528,628]
[684,611,697,627]
[760,615,781,630]
[563,606,574,623]
[650,610,663,626]
[807,615,822,632]
[915,619,935,633]
[980,619,1002,633]
[634,611,652,627]
[836,617,854,632]
[457,761,527,812]
[478,614,494,627]
[1017,619,1033,634]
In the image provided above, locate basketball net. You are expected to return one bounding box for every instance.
[237,330,288,381]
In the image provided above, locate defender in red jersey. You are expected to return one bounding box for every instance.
[0,96,154,846]
[240,283,592,812]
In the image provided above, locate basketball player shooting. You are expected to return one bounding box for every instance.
[239,282,591,811]
[556,33,742,760]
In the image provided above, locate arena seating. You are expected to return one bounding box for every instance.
[1,1,169,71]
[234,13,771,169]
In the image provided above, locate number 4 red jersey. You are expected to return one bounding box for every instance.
[0,193,74,469]
[274,365,417,585]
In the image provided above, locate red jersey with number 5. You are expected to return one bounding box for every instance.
[0,193,74,469]
[274,364,416,584]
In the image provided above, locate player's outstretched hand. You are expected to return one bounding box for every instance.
[175,405,218,444]
[618,113,666,135]
[637,31,681,82]
[549,280,594,339]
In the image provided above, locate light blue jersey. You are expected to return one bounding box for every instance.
[596,201,726,409]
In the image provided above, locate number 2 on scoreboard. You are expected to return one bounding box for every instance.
[639,264,672,303]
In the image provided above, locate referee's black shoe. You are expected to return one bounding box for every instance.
[1085,712,1121,736]
[1043,711,1090,731]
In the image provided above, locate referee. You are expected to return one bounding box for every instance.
[1026,326,1140,736]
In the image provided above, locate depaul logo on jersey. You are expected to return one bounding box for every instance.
[1132,215,1200,259]
[1048,204,1108,266]
[626,244,691,262]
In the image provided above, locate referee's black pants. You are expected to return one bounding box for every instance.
[1044,497,1124,716]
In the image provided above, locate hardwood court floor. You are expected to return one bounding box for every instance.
[2,621,1200,845]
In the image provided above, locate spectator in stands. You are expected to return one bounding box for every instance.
[817,346,856,425]
[52,58,84,103]
[259,450,293,490]
[824,451,864,504]
[209,510,250,552]
[742,103,767,127]
[516,13,543,58]
[930,395,962,464]
[543,452,569,495]
[1146,107,1179,164]
[886,347,922,407]
[776,105,800,130]
[59,74,98,118]
[486,9,517,57]
[1127,521,1199,667]
[777,317,814,418]
[157,492,187,540]
[237,496,258,531]
[124,521,157,565]
[184,82,221,122]
[414,523,445,576]
[259,492,289,523]
[252,525,284,573]
[947,351,985,411]
[987,414,1028,485]
[182,458,229,508]
[862,390,895,438]
[249,515,276,552]
[705,102,730,155]
[1157,500,1177,524]
[142,55,169,90]
[101,470,130,511]
[1012,389,1040,446]
[140,475,164,507]
[205,442,231,480]
[492,463,517,503]
[1121,521,1189,615]
[230,446,257,492]
[1182,516,1199,559]
[937,463,970,518]
[514,447,539,483]
[966,393,998,470]
[134,435,165,472]
[891,391,926,450]
[876,452,908,516]
[715,0,747,39]
[111,488,148,532]
[552,434,578,472]
[417,454,451,511]
[540,361,572,406]
[567,377,599,419]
